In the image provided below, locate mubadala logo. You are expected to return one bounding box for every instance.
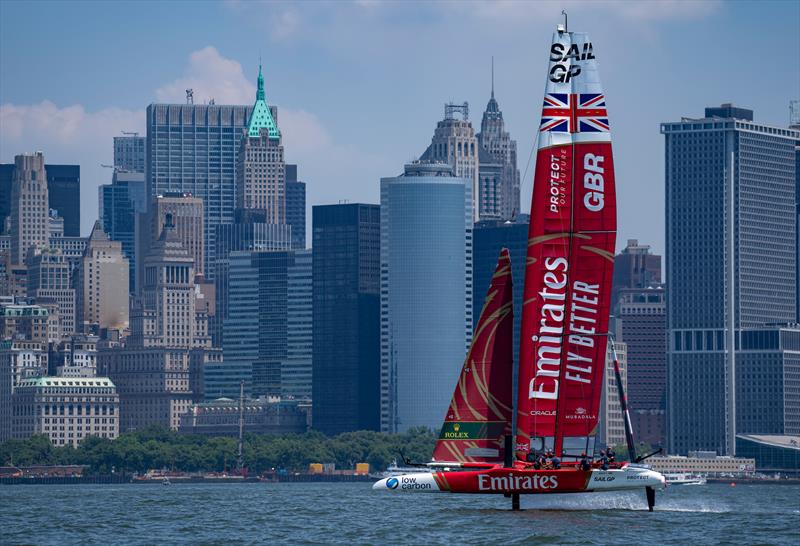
[386,478,399,490]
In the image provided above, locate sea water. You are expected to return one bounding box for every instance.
[1,482,797,544]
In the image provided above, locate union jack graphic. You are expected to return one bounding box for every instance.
[540,93,609,133]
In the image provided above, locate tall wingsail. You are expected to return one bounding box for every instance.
[433,248,514,464]
[516,29,617,460]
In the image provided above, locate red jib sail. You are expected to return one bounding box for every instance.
[433,248,514,464]
[516,29,617,460]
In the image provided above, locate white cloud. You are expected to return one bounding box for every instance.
[155,46,255,105]
[0,47,382,237]
[450,0,721,23]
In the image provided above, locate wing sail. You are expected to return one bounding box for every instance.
[516,29,617,459]
[432,249,514,464]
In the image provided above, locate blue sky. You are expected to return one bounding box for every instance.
[1,0,798,254]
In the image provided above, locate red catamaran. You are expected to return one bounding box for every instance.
[373,18,666,510]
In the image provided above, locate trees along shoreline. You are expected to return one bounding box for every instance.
[0,426,437,475]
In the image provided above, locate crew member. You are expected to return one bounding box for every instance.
[579,453,591,471]
[599,451,609,471]
[607,447,616,463]
[551,453,561,469]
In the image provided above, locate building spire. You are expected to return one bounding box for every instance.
[247,62,280,139]
[256,60,265,101]
[491,56,494,99]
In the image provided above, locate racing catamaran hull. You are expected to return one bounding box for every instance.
[373,465,665,494]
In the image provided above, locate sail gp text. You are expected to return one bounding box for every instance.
[399,477,431,490]
[478,474,559,491]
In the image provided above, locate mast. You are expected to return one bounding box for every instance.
[237,380,245,471]
[610,340,636,462]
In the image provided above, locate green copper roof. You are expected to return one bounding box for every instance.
[247,64,280,139]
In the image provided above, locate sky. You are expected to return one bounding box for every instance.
[1,0,798,255]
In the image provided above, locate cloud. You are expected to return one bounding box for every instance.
[0,46,383,238]
[155,46,255,105]
[447,0,722,24]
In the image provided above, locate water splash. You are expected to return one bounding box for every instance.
[520,491,730,513]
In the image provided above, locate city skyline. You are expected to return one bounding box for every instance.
[1,1,797,256]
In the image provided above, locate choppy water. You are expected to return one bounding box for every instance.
[1,482,798,544]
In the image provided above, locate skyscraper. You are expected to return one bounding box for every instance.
[472,216,529,370]
[222,250,299,398]
[75,222,129,333]
[611,240,666,446]
[99,218,213,431]
[476,66,520,220]
[312,204,380,434]
[212,222,292,347]
[45,165,80,237]
[663,104,800,454]
[380,161,473,432]
[0,162,79,237]
[236,64,285,225]
[135,193,204,291]
[286,164,306,249]
[9,153,49,265]
[99,170,146,293]
[146,103,253,277]
[420,103,480,221]
[283,249,312,401]
[113,135,146,173]
[26,248,75,336]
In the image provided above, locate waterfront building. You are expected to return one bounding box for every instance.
[0,304,56,343]
[113,135,146,173]
[476,74,520,220]
[26,248,75,336]
[44,165,80,237]
[420,104,480,220]
[472,216,528,370]
[135,193,204,288]
[611,239,662,314]
[735,434,800,473]
[178,397,307,436]
[0,162,79,238]
[0,339,48,388]
[380,161,473,432]
[312,204,380,434]
[9,153,49,265]
[99,171,146,292]
[599,342,628,448]
[286,164,306,249]
[647,453,755,475]
[12,376,118,447]
[75,222,129,333]
[146,102,253,277]
[663,105,800,455]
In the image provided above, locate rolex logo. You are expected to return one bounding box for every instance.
[453,423,460,432]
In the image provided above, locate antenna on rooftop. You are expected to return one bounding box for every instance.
[186,89,194,105]
[790,100,800,129]
[444,102,469,121]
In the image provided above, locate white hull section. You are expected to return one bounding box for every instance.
[373,465,666,494]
